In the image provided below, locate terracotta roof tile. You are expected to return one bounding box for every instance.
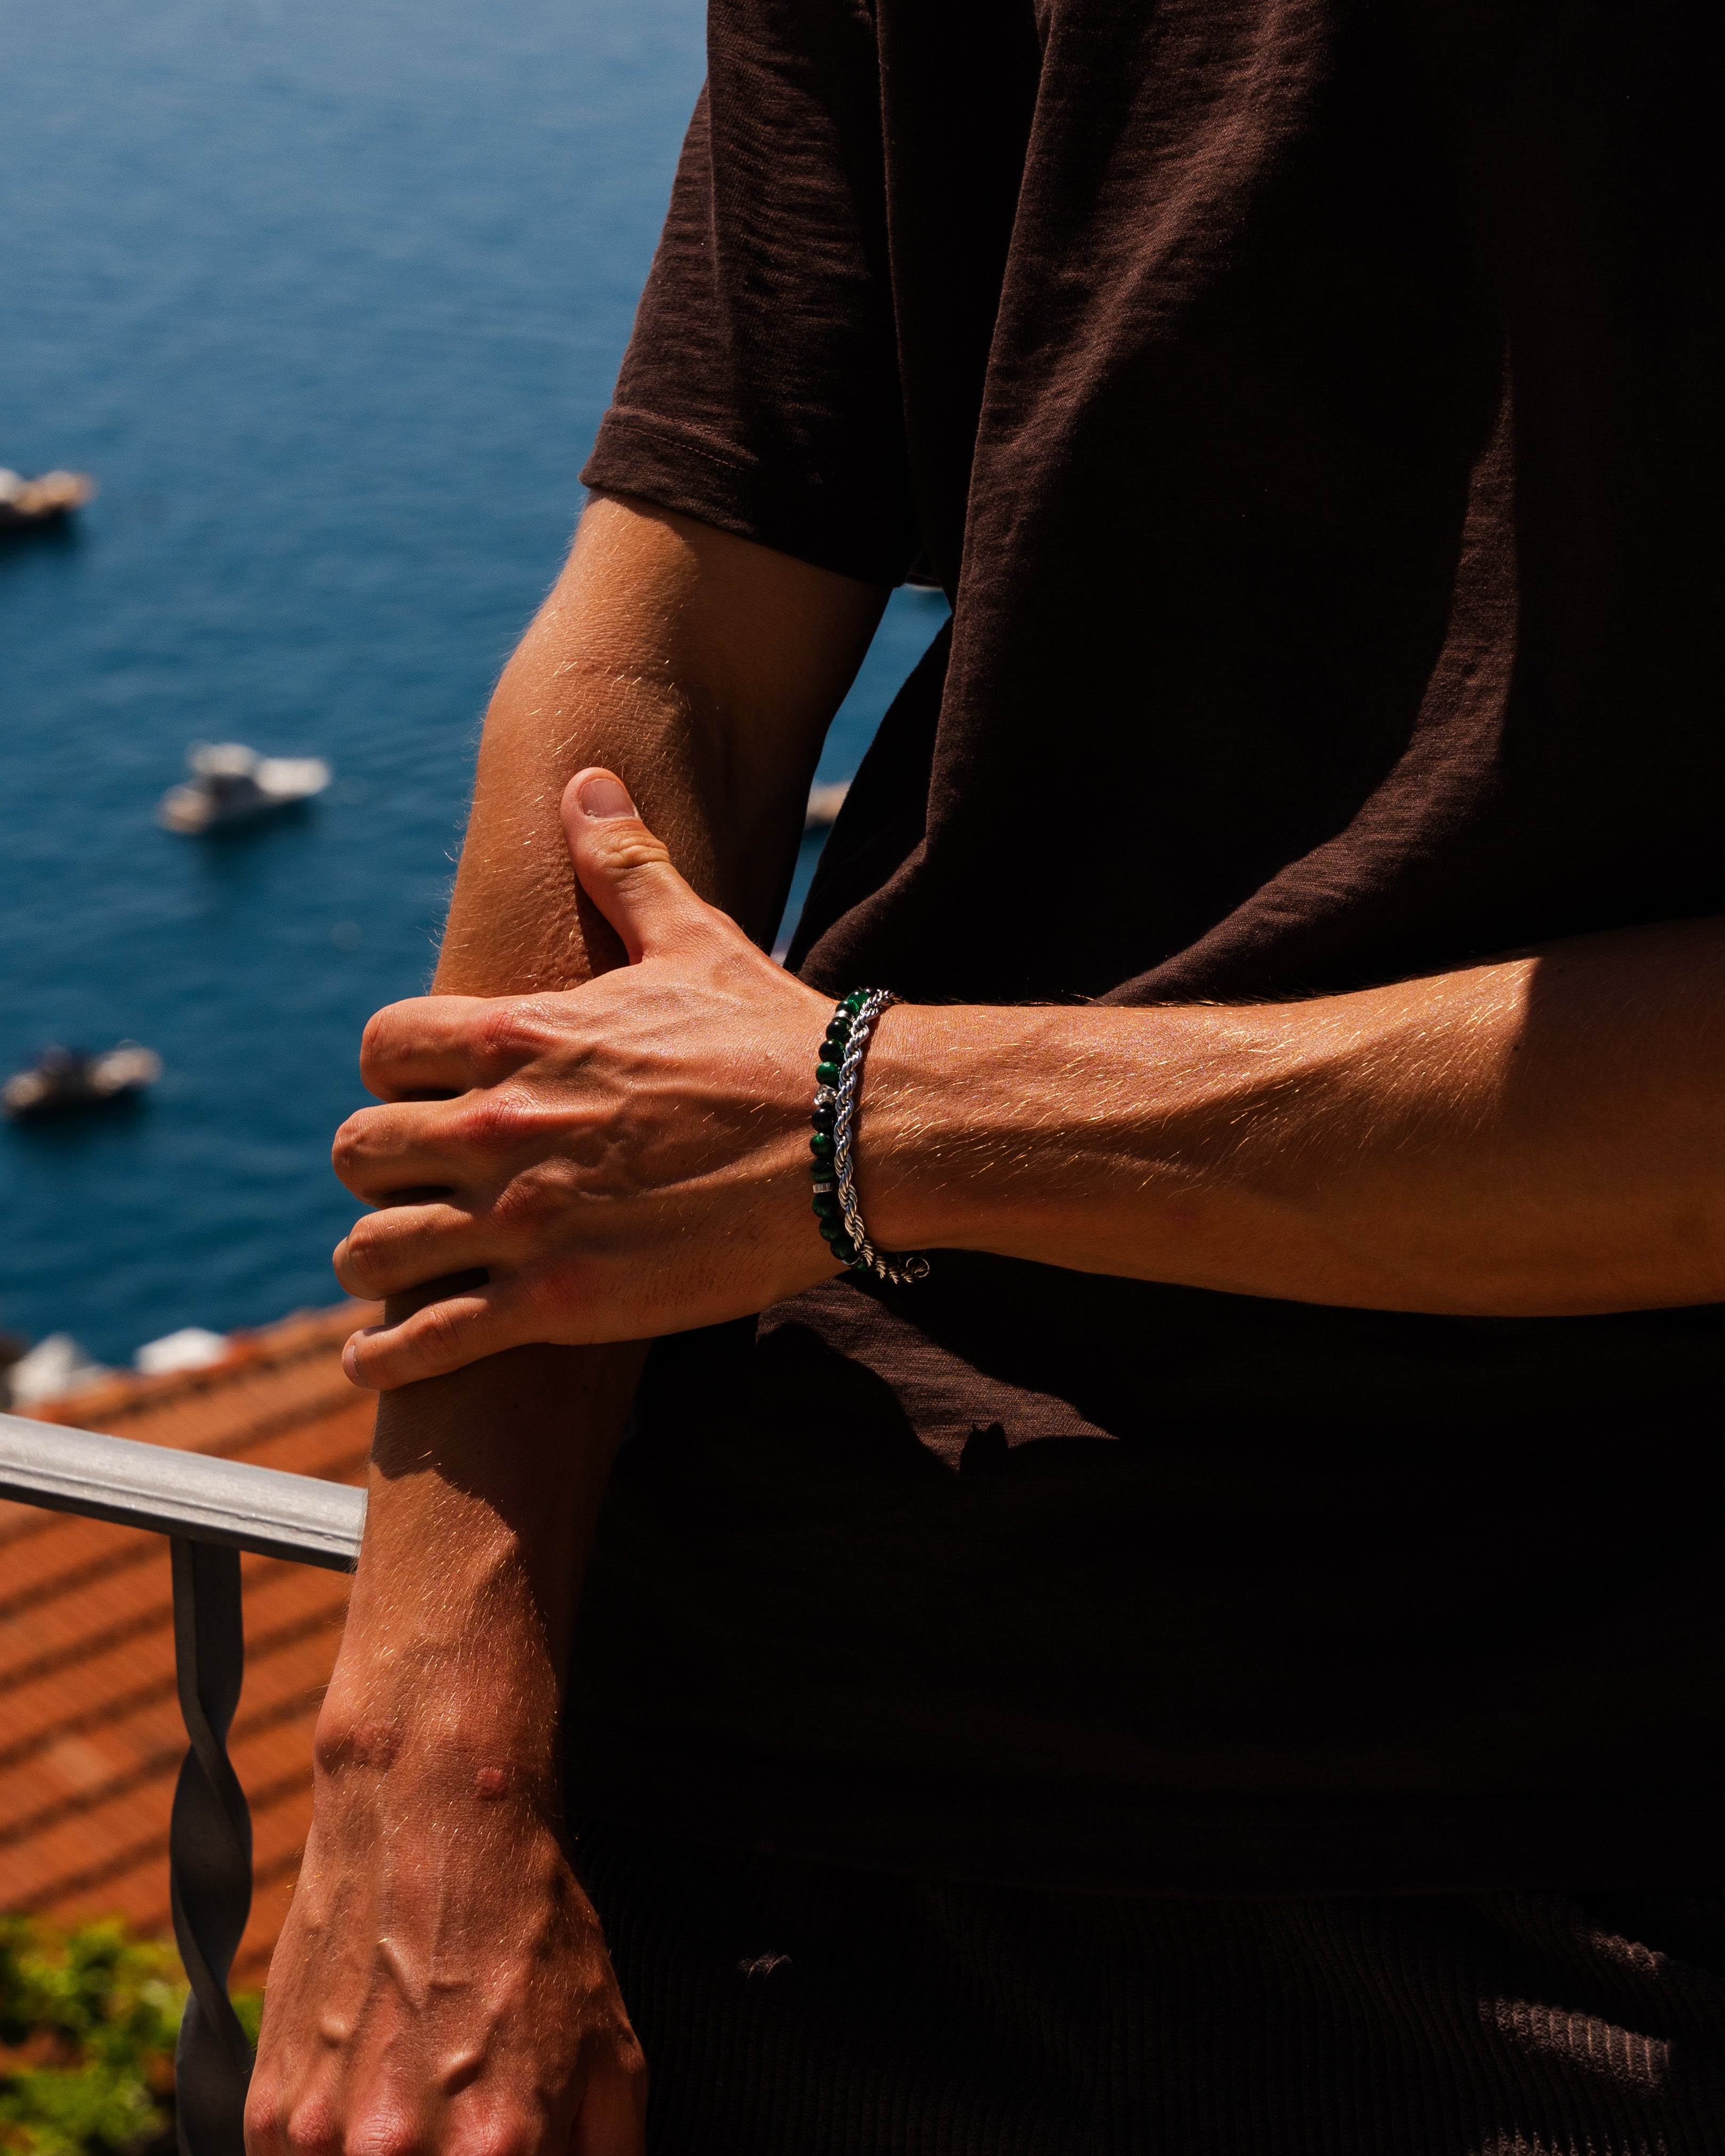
[0,1303,377,1985]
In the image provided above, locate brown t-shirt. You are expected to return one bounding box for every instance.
[568,0,1725,1890]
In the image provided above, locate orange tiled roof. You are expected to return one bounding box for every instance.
[0,1303,377,1985]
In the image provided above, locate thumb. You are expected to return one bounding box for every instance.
[561,768,702,963]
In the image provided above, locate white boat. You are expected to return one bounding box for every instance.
[4,1332,109,1409]
[158,741,331,834]
[0,468,97,529]
[805,779,851,834]
[3,1042,163,1120]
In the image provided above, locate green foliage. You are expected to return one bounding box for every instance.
[0,1915,263,2156]
[230,1994,262,2054]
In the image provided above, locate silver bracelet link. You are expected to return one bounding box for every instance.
[810,988,930,1287]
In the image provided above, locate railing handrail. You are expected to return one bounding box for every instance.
[0,1409,365,1571]
[0,1404,365,2154]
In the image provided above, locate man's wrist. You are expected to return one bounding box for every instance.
[318,1344,642,1822]
[854,1001,1031,1253]
[313,1598,571,1827]
[853,1000,1216,1263]
[313,1697,566,1811]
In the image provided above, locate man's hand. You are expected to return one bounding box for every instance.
[331,770,841,1389]
[246,1338,652,2156]
[245,1756,645,2156]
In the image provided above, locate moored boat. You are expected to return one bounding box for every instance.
[0,469,97,528]
[158,741,332,834]
[3,1043,163,1120]
[805,779,850,833]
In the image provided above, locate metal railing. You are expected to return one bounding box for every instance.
[0,1410,366,2156]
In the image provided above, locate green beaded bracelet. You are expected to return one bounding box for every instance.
[808,988,930,1288]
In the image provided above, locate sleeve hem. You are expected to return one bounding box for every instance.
[581,409,917,587]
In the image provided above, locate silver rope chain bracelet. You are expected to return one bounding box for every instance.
[809,988,931,1287]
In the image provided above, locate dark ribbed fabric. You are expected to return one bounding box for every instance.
[576,1819,1725,2154]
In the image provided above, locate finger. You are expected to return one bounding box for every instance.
[333,1202,500,1301]
[334,1101,469,1201]
[360,994,538,1100]
[241,2074,287,2156]
[333,1091,543,1202]
[561,769,714,965]
[342,1278,532,1390]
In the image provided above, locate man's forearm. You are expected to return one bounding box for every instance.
[325,848,1725,1393]
[329,493,885,1761]
[249,501,885,2156]
[326,1350,641,1776]
[866,916,1725,1317]
[330,499,742,1765]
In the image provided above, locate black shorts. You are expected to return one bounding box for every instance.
[574,1817,1725,2154]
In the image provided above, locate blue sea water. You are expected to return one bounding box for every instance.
[0,0,945,1368]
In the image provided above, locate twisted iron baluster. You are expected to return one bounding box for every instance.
[169,1538,254,2156]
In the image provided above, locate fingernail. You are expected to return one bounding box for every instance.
[577,774,635,819]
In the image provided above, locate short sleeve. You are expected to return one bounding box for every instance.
[581,0,919,585]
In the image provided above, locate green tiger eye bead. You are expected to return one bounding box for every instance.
[812,1104,836,1132]
[812,1194,840,1219]
[815,1061,843,1088]
[831,1235,859,1263]
[819,1216,843,1241]
[810,1132,835,1159]
[843,992,866,1013]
